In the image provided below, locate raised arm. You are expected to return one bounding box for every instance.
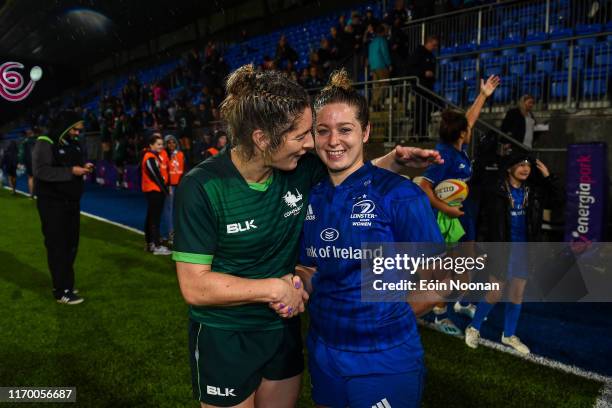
[465,75,500,129]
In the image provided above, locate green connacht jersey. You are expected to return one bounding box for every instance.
[173,148,326,330]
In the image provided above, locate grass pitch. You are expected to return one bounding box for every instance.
[0,190,603,407]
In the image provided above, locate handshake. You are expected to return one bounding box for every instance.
[268,274,310,319]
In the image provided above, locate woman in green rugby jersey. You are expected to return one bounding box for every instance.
[173,64,442,408]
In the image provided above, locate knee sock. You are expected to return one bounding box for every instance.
[503,302,522,337]
[470,301,495,331]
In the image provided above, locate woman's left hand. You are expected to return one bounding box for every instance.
[536,159,550,177]
[393,146,444,168]
[480,75,501,98]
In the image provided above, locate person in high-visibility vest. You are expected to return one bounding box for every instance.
[141,133,171,255]
[163,135,185,244]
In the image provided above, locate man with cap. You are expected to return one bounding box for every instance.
[32,110,94,305]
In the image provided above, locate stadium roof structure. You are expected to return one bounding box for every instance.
[0,0,243,67]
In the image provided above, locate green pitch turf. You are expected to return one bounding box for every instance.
[0,190,603,407]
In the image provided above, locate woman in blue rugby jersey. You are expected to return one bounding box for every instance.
[419,75,500,336]
[291,70,445,408]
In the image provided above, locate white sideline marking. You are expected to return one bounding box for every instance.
[419,320,612,407]
[80,211,144,235]
[3,186,144,235]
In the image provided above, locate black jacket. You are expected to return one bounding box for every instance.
[481,172,564,280]
[481,172,564,243]
[407,45,436,89]
[501,107,536,145]
[32,111,85,201]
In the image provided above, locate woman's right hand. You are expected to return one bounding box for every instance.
[269,274,309,318]
[444,204,464,218]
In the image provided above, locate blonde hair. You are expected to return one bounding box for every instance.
[518,94,535,117]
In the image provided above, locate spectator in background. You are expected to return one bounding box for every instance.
[501,95,537,148]
[390,15,410,77]
[1,140,18,194]
[330,26,350,60]
[152,81,167,109]
[337,14,347,31]
[202,130,228,160]
[317,38,334,76]
[262,55,276,71]
[408,34,439,137]
[413,0,435,20]
[368,24,392,108]
[386,0,411,25]
[193,131,214,164]
[20,128,38,197]
[284,60,299,82]
[275,34,299,67]
[304,66,324,89]
[163,135,185,244]
[194,102,213,129]
[141,133,171,256]
[363,6,380,29]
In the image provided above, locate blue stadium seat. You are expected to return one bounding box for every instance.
[575,24,603,35]
[479,39,500,50]
[483,56,507,77]
[479,51,497,60]
[594,45,612,67]
[441,46,458,55]
[526,44,543,54]
[550,41,569,50]
[501,36,523,47]
[526,32,548,43]
[577,37,598,47]
[550,27,573,39]
[501,47,519,57]
[443,82,463,106]
[465,82,479,102]
[582,68,609,98]
[508,54,533,75]
[461,59,478,82]
[493,81,515,104]
[520,73,546,99]
[550,70,576,99]
[564,47,587,70]
[536,50,562,74]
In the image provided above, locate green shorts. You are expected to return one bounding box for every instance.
[188,318,304,406]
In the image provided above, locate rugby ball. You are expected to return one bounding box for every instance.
[434,179,468,204]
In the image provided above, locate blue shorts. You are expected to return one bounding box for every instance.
[307,332,425,408]
[507,243,529,280]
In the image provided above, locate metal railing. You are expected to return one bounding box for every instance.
[308,76,530,157]
[436,32,612,110]
[402,0,611,53]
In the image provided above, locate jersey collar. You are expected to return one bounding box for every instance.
[326,161,373,190]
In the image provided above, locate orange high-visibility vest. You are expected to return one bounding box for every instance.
[141,150,169,192]
[168,150,185,186]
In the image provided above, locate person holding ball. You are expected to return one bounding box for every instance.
[419,75,500,335]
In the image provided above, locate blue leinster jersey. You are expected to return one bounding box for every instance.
[300,161,443,352]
